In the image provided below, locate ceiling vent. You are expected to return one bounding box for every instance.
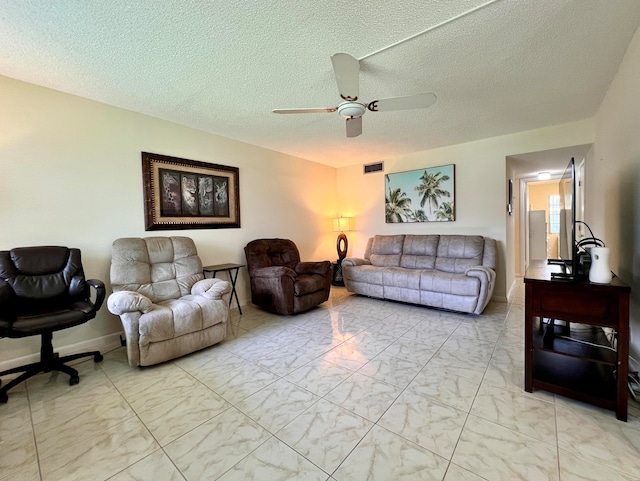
[363,162,384,174]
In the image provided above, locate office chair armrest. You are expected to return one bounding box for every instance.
[192,278,231,299]
[0,279,15,306]
[107,291,153,315]
[86,279,106,311]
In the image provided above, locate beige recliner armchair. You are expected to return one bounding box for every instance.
[107,236,230,367]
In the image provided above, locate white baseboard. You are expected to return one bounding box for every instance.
[506,278,519,303]
[0,332,123,375]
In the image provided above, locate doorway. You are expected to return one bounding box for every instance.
[527,179,561,262]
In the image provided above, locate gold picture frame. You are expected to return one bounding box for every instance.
[142,152,240,230]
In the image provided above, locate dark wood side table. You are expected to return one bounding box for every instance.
[524,261,630,421]
[203,263,244,314]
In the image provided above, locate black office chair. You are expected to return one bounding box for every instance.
[0,246,105,403]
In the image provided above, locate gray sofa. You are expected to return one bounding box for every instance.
[342,234,497,314]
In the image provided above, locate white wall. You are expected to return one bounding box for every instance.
[336,119,595,301]
[0,75,337,364]
[588,25,640,369]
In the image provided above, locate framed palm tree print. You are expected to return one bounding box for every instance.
[385,164,455,223]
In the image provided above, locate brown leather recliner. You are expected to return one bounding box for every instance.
[0,246,105,403]
[244,239,331,314]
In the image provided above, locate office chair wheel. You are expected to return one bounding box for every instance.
[69,374,80,386]
[94,353,103,363]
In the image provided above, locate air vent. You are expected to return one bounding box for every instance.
[363,162,384,174]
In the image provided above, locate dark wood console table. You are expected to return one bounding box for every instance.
[524,262,630,421]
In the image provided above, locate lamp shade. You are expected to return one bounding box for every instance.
[332,217,352,232]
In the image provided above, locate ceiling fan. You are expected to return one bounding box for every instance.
[272,53,437,138]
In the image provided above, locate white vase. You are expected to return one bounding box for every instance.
[589,247,612,284]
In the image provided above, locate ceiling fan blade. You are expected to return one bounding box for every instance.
[367,93,437,112]
[346,117,362,138]
[273,108,336,114]
[331,53,360,101]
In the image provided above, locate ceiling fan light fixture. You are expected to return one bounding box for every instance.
[337,102,366,119]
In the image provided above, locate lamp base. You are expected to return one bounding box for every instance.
[336,233,348,260]
[332,260,344,286]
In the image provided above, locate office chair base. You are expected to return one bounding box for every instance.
[0,332,103,404]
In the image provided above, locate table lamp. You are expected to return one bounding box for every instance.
[332,216,353,261]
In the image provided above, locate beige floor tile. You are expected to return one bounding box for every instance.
[471,383,557,445]
[217,436,329,481]
[164,407,271,481]
[39,416,159,481]
[333,425,448,481]
[236,378,319,432]
[138,383,231,446]
[325,372,402,422]
[452,415,559,481]
[379,389,467,460]
[109,449,186,481]
[276,398,373,473]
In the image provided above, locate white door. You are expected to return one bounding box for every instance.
[529,210,547,261]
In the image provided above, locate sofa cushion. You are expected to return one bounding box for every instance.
[420,270,480,295]
[369,235,405,267]
[344,265,384,285]
[138,294,227,345]
[435,235,485,274]
[383,267,421,289]
[400,235,439,269]
[294,274,326,295]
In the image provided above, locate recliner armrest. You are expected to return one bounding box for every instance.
[250,266,296,278]
[465,266,496,284]
[295,261,331,276]
[192,278,231,299]
[342,258,371,267]
[86,278,106,311]
[107,291,153,315]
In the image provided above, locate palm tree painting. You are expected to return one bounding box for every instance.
[385,186,413,222]
[385,164,455,223]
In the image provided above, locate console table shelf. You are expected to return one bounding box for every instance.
[532,320,617,365]
[524,261,630,421]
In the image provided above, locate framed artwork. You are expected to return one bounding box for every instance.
[142,152,240,230]
[385,164,455,223]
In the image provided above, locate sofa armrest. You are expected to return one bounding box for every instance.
[192,278,231,299]
[295,261,331,276]
[465,266,496,285]
[342,257,371,267]
[107,291,153,315]
[465,266,496,315]
[250,266,296,279]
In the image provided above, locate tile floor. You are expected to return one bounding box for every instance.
[1,283,640,480]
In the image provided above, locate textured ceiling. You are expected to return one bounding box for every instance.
[1,0,639,168]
